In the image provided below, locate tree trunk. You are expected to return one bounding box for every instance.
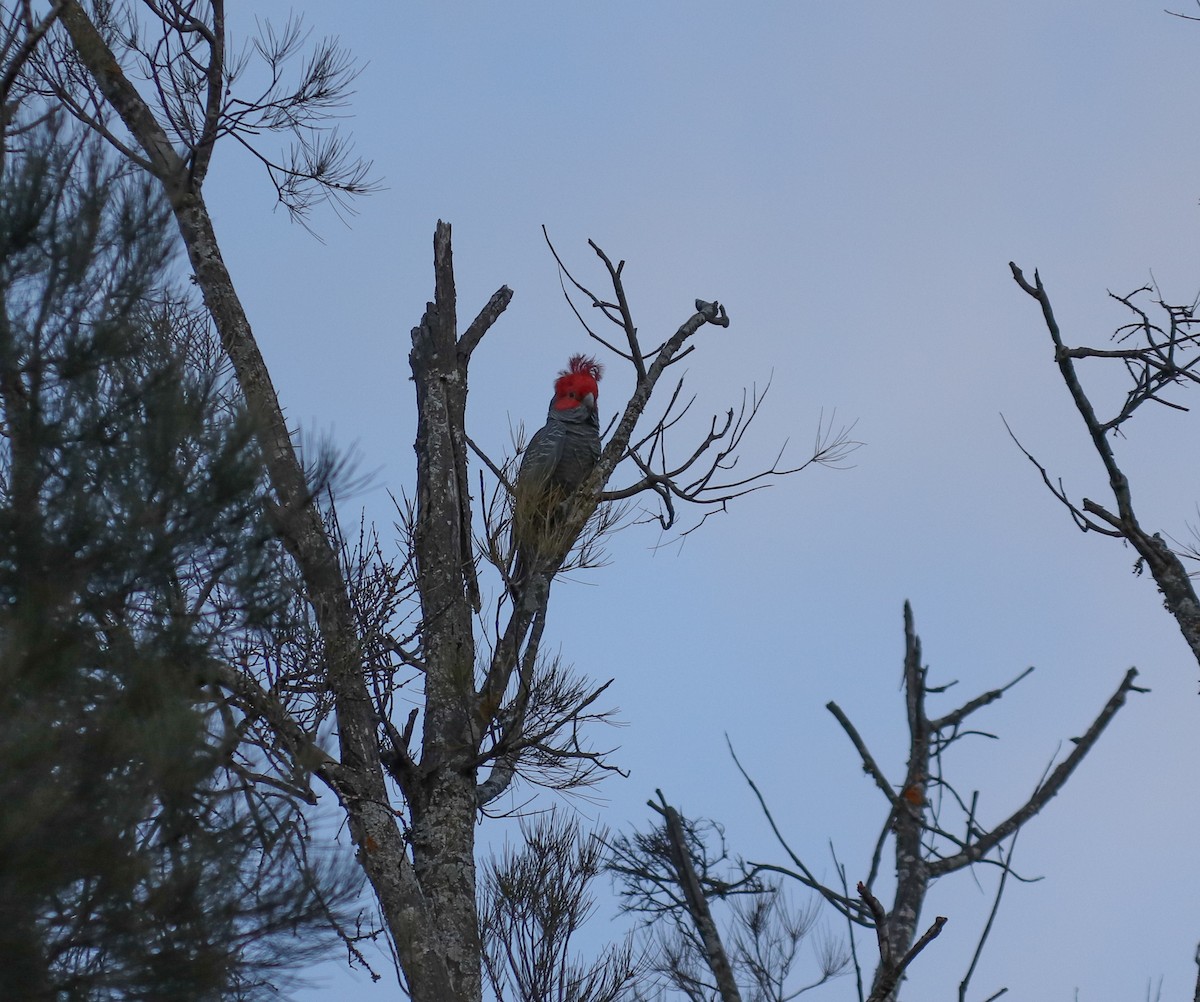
[407,222,484,1001]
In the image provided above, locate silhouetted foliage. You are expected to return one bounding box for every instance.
[481,813,640,1002]
[0,119,360,1001]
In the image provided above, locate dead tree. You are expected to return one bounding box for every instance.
[619,605,1142,1002]
[1009,264,1200,679]
[10,5,856,998]
[748,604,1140,1001]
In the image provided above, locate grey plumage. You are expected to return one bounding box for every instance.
[519,400,601,496]
[512,390,601,583]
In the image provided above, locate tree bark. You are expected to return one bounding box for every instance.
[871,603,929,1000]
[660,801,742,1002]
[54,8,466,997]
[406,221,484,1001]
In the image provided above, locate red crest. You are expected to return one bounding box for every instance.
[552,354,603,409]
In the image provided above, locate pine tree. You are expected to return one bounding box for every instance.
[0,120,359,1002]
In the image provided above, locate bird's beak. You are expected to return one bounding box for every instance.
[583,392,596,412]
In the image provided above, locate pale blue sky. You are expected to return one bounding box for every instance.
[198,3,1200,999]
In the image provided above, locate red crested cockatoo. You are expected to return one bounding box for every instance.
[512,354,603,582]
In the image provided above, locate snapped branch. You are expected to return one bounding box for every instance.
[858,882,947,1002]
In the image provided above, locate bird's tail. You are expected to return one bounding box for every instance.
[509,482,571,592]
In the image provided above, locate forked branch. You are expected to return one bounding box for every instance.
[859,882,946,1002]
[543,231,858,542]
[734,604,1141,1000]
[1011,263,1200,673]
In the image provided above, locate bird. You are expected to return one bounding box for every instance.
[512,354,603,584]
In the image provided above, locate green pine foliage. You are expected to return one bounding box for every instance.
[0,122,358,1001]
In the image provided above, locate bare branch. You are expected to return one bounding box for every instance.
[928,666,1034,733]
[928,667,1145,875]
[826,702,902,809]
[652,794,744,1002]
[728,739,864,921]
[0,0,66,114]
[859,883,947,1002]
[459,284,513,360]
[958,833,1017,1002]
[587,238,646,380]
[1000,416,1122,537]
[1011,263,1200,673]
